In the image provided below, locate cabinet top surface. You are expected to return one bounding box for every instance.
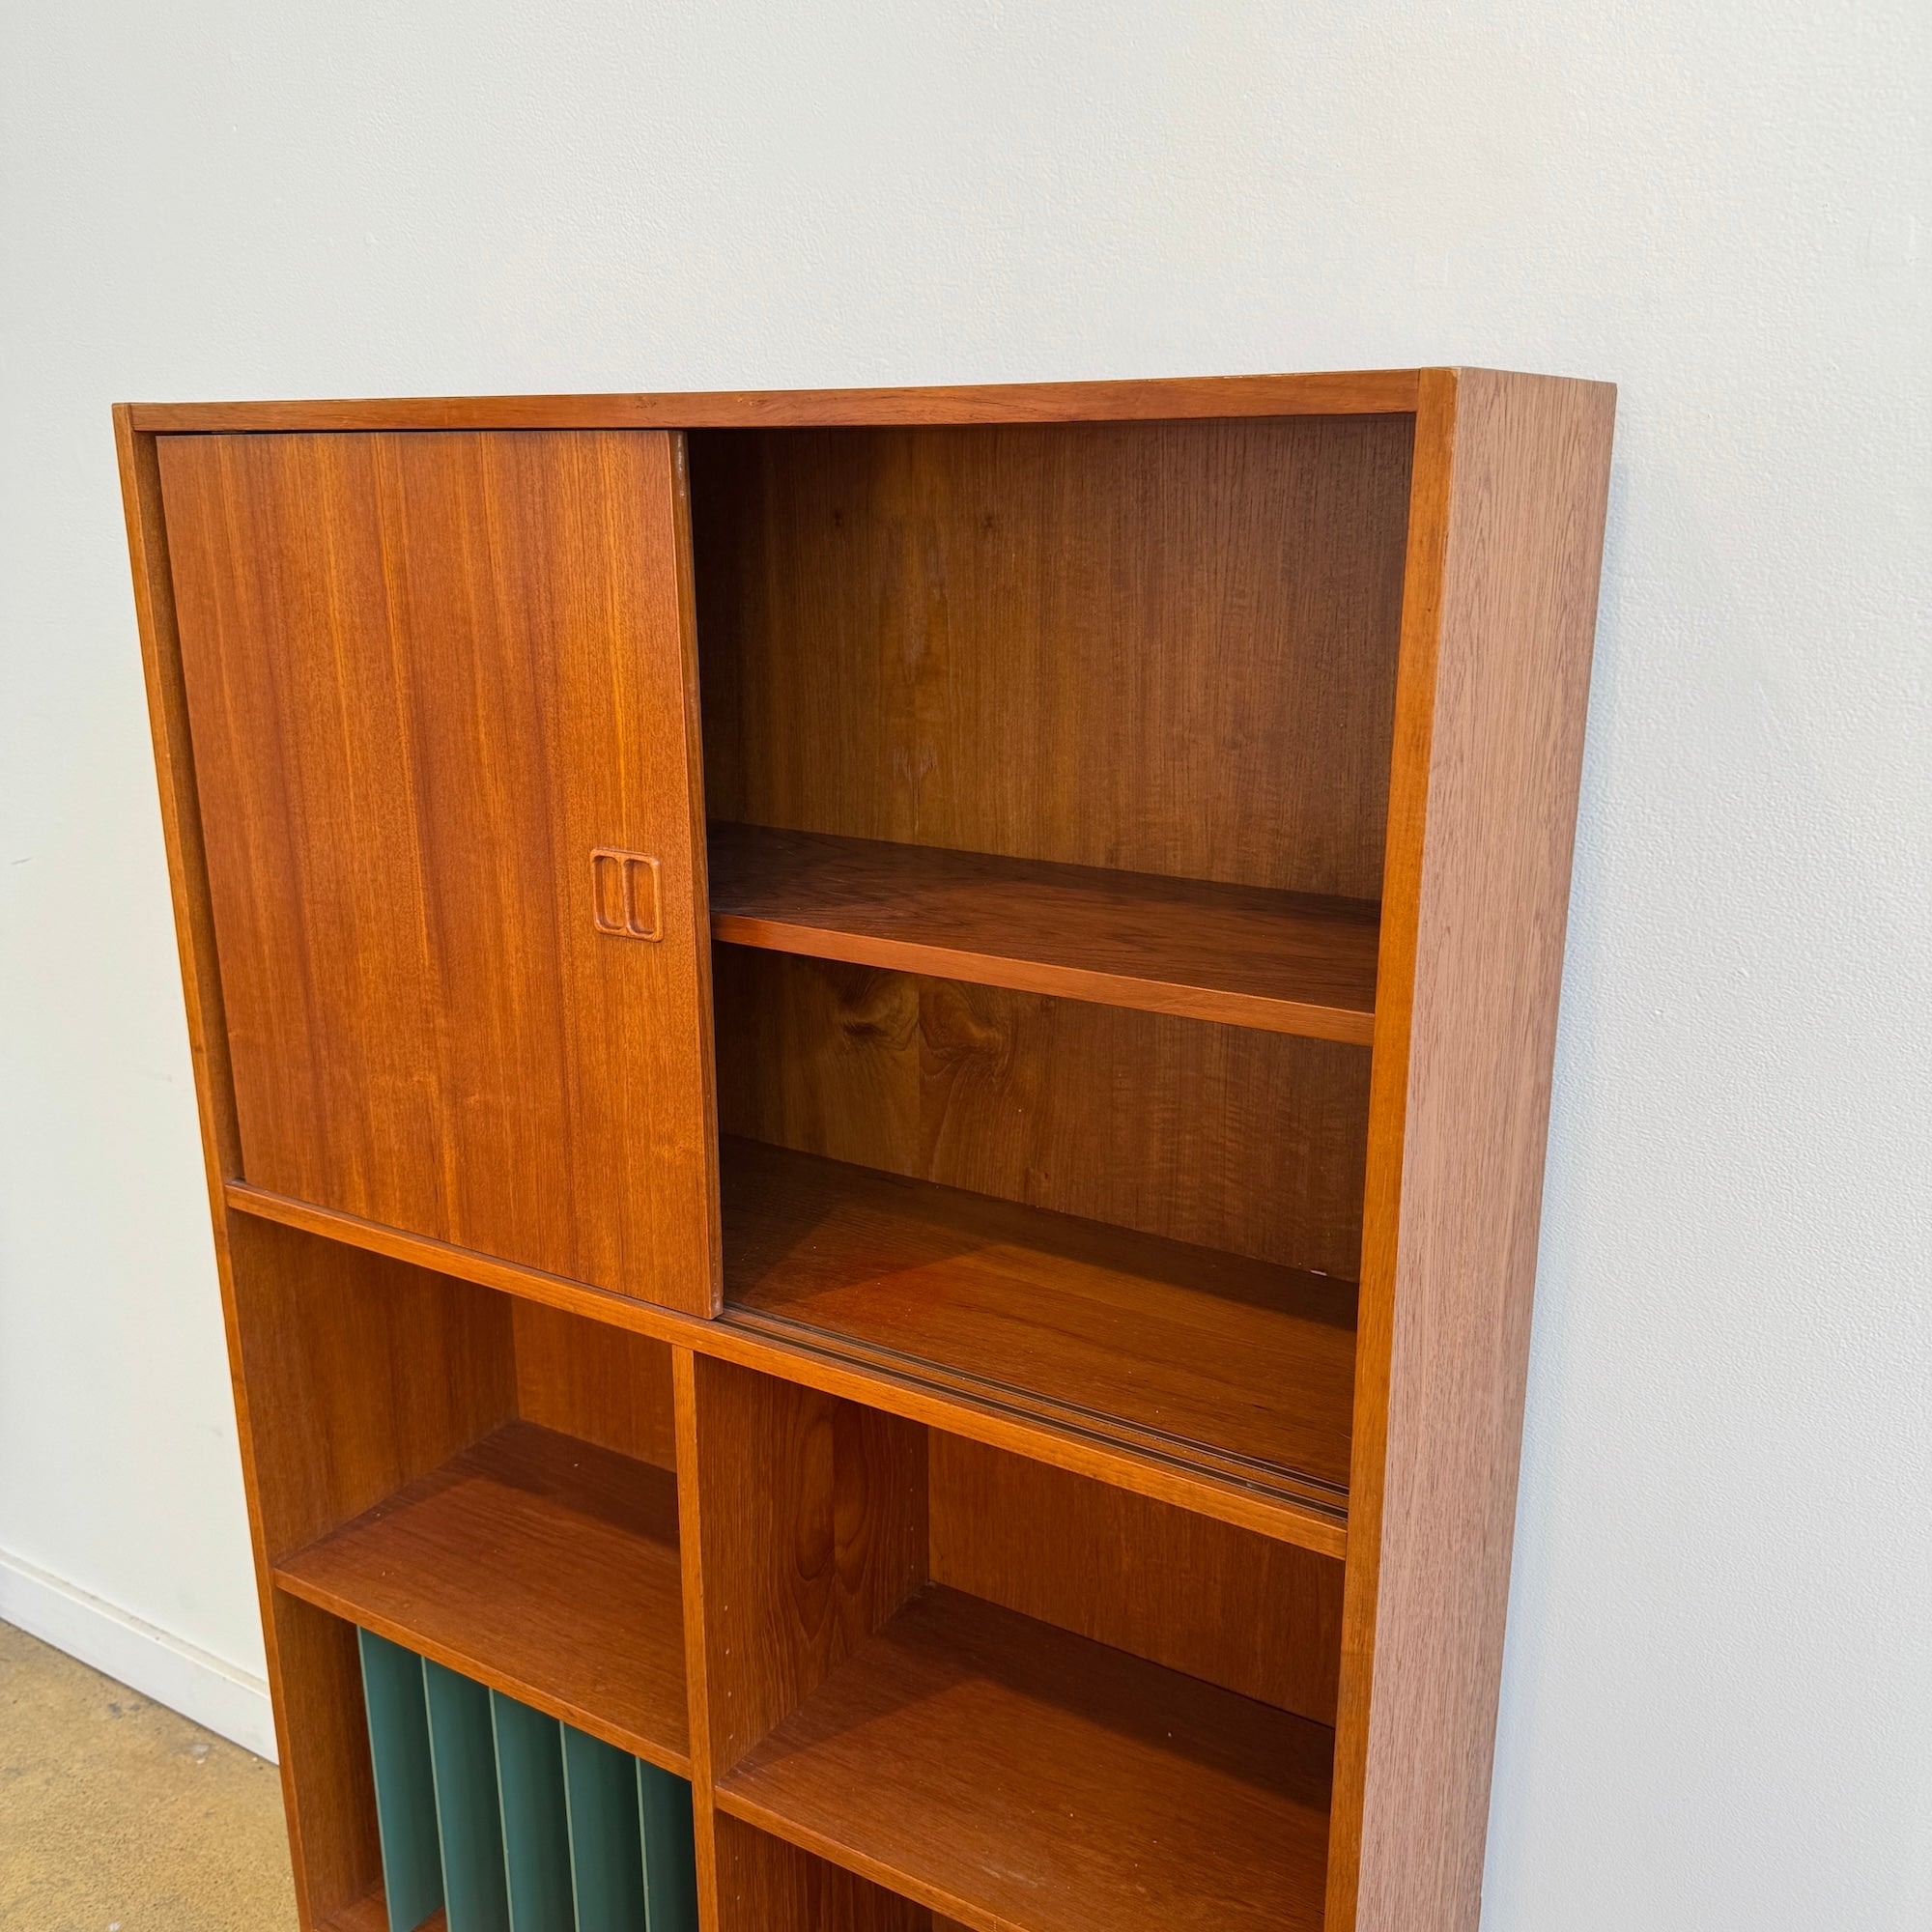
[119,367,1609,434]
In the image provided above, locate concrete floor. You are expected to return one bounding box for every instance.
[0,1619,297,1931]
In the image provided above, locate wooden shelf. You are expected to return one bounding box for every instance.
[718,1585,1333,1932]
[707,822,1379,1043]
[721,1137,1357,1504]
[274,1422,690,1776]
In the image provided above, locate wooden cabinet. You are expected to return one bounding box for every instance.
[117,367,1614,1932]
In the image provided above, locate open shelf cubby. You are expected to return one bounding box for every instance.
[682,1358,1342,1932]
[122,369,1613,1931]
[276,1424,687,1774]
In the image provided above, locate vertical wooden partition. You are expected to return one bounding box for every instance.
[1327,369,1617,1932]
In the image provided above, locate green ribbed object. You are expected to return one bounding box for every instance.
[560,1726,647,1932]
[355,1631,443,1932]
[357,1639,697,1932]
[637,1760,698,1932]
[489,1692,574,1932]
[423,1662,510,1932]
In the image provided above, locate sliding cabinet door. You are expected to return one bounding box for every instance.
[158,430,719,1314]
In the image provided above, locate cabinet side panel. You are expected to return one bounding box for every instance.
[269,1596,385,1922]
[677,1354,927,1779]
[117,413,349,1922]
[1331,371,1615,1932]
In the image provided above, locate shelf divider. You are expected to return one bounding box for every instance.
[356,1629,446,1932]
[707,823,1378,1042]
[423,1663,510,1932]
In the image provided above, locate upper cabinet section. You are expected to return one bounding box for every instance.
[157,430,720,1315]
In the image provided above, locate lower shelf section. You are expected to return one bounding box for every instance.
[721,1137,1357,1505]
[274,1423,689,1775]
[716,1585,1334,1932]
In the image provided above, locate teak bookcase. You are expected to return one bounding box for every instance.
[115,368,1614,1932]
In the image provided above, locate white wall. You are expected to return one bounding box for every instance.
[2,2,1926,1922]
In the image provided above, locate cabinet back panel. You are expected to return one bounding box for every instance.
[226,1214,516,1562]
[510,1300,678,1471]
[690,415,1413,899]
[928,1434,1342,1725]
[713,949,1369,1279]
[158,429,719,1313]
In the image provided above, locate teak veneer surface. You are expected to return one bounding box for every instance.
[713,950,1371,1282]
[708,821,1379,1041]
[926,1432,1345,1726]
[272,1421,690,1774]
[510,1298,678,1471]
[677,1354,929,1783]
[128,369,1422,432]
[720,1136,1357,1495]
[1325,369,1615,1932]
[156,428,720,1316]
[116,368,1616,1932]
[692,415,1413,903]
[717,1584,1333,1932]
[707,1812,940,1932]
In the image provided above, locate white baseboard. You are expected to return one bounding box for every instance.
[0,1546,277,1761]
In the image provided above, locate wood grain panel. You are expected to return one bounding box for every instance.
[691,414,1412,899]
[717,1585,1333,1932]
[225,1213,514,1561]
[512,1300,677,1470]
[128,370,1422,434]
[268,1593,384,1924]
[274,1421,689,1774]
[928,1434,1343,1725]
[710,1813,930,1932]
[157,429,720,1314]
[714,951,1369,1279]
[677,1353,927,1780]
[723,1139,1357,1496]
[113,413,242,1180]
[709,821,1379,1041]
[1327,369,1615,1932]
